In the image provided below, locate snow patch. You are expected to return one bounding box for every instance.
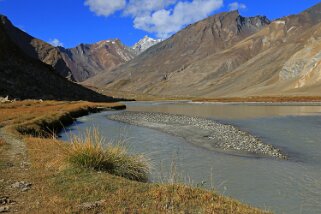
[275,20,286,25]
[132,36,162,55]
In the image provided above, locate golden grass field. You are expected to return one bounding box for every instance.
[0,100,271,213]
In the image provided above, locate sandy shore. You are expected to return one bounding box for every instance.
[107,111,287,159]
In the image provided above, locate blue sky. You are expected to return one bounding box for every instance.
[0,0,320,48]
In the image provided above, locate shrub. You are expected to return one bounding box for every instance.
[67,128,149,182]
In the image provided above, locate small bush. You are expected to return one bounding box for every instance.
[0,138,5,146]
[67,128,149,182]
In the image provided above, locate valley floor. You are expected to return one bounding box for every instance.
[0,100,269,213]
[97,88,321,103]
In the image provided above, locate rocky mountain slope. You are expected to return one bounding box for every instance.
[60,35,162,82]
[0,18,114,102]
[132,36,162,55]
[86,10,271,96]
[59,39,136,82]
[87,3,321,98]
[0,15,74,80]
[0,15,140,82]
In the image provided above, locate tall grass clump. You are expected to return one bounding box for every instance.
[67,128,149,182]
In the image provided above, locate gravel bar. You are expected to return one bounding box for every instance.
[107,111,287,159]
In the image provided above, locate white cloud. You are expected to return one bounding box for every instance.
[49,38,64,47]
[228,2,246,11]
[84,0,126,16]
[84,0,223,39]
[124,0,176,17]
[134,0,223,38]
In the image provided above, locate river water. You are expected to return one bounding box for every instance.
[60,101,321,214]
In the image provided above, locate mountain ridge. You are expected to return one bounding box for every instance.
[86,10,272,95]
[59,39,136,82]
[0,17,114,102]
[0,15,163,83]
[0,15,74,80]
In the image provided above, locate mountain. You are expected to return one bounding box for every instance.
[0,15,137,83]
[59,39,136,82]
[86,3,321,98]
[86,10,271,96]
[132,36,162,55]
[0,15,74,80]
[0,16,114,102]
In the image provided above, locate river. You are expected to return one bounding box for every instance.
[60,101,321,214]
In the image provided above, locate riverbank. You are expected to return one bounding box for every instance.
[192,96,321,103]
[0,101,270,213]
[108,111,286,159]
[97,89,321,103]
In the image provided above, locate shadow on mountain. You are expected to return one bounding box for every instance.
[0,16,116,102]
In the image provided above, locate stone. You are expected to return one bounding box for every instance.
[0,206,9,213]
[0,197,11,205]
[11,181,32,191]
[77,200,106,210]
[0,96,10,103]
[108,112,287,159]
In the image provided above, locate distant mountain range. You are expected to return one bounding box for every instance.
[2,2,321,100]
[58,36,161,82]
[0,17,161,82]
[87,2,321,98]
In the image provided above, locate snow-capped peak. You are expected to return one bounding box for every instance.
[132,36,162,55]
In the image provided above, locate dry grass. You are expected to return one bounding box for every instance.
[94,88,321,102]
[0,100,124,136]
[0,100,271,213]
[90,82,321,103]
[67,128,149,182]
[21,136,270,213]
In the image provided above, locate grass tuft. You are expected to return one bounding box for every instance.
[67,128,149,182]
